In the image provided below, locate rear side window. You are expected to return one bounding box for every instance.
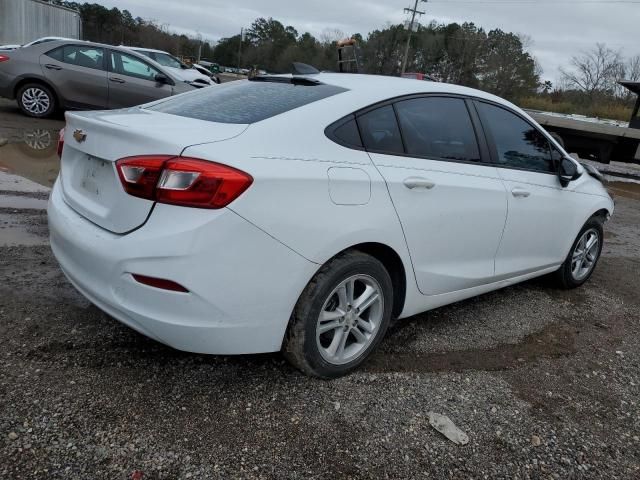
[357,105,404,155]
[394,97,480,162]
[477,102,555,173]
[148,81,348,124]
[327,116,363,149]
[46,45,104,71]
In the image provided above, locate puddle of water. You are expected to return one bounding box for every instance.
[0,128,60,188]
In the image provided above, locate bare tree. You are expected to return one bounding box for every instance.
[560,43,623,97]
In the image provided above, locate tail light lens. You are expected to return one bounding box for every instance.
[116,156,253,209]
[0,55,9,63]
[57,128,65,158]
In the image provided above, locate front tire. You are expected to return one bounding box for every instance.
[554,217,604,289]
[17,83,56,118]
[283,251,393,378]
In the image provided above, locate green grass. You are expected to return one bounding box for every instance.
[518,96,633,123]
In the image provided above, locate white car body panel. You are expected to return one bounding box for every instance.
[370,154,508,296]
[48,73,615,354]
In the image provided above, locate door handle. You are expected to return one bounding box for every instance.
[403,177,436,190]
[109,77,125,84]
[44,64,62,70]
[511,187,531,198]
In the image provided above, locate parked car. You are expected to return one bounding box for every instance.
[0,40,195,118]
[123,47,215,87]
[192,63,221,83]
[0,36,81,51]
[48,73,613,377]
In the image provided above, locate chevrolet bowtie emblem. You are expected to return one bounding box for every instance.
[73,129,87,143]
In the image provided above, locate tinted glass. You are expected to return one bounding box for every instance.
[395,97,480,162]
[153,52,183,69]
[111,51,160,81]
[46,47,63,61]
[148,81,348,124]
[357,105,404,154]
[49,45,104,70]
[478,102,554,173]
[332,117,363,148]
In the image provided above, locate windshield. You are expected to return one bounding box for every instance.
[147,80,348,124]
[152,52,183,69]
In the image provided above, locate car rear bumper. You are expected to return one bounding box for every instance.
[48,179,318,354]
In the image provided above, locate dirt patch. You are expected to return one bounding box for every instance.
[365,322,578,373]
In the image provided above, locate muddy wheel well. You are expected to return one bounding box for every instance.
[592,208,610,222]
[349,243,407,318]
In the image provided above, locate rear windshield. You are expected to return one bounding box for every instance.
[147,80,348,124]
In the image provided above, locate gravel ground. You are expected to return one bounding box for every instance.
[1,101,639,479]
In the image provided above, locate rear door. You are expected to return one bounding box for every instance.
[106,50,174,108]
[474,101,580,277]
[362,96,508,296]
[41,44,108,108]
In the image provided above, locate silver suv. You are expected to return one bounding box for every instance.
[0,40,195,118]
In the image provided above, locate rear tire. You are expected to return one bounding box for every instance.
[283,251,393,378]
[17,82,56,118]
[553,217,604,289]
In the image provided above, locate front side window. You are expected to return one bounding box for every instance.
[477,102,554,173]
[394,97,480,162]
[111,51,160,81]
[357,105,404,155]
[47,45,104,70]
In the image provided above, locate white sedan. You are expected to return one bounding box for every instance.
[48,73,614,377]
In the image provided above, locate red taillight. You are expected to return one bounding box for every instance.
[0,55,10,63]
[116,155,169,200]
[57,128,65,158]
[131,274,189,292]
[115,156,253,209]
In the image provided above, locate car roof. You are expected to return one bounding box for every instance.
[124,46,171,55]
[313,73,515,109]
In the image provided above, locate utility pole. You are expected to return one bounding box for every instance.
[401,0,426,75]
[237,27,244,71]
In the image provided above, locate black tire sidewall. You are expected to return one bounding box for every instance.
[296,253,393,378]
[560,218,604,288]
[17,83,56,118]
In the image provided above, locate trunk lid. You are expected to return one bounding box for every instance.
[59,108,248,233]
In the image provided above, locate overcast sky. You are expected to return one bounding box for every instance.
[96,0,639,82]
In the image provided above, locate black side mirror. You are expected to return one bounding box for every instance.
[558,157,578,187]
[154,73,169,84]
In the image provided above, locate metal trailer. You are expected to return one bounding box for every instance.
[0,0,82,45]
[527,82,640,164]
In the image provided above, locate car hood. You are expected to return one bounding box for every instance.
[165,66,212,84]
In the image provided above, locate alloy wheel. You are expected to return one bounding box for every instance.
[316,274,384,365]
[571,228,600,281]
[21,88,51,115]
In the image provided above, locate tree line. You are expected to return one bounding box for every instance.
[51,2,638,120]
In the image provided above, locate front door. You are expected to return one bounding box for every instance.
[359,97,508,296]
[107,50,174,108]
[474,101,580,277]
